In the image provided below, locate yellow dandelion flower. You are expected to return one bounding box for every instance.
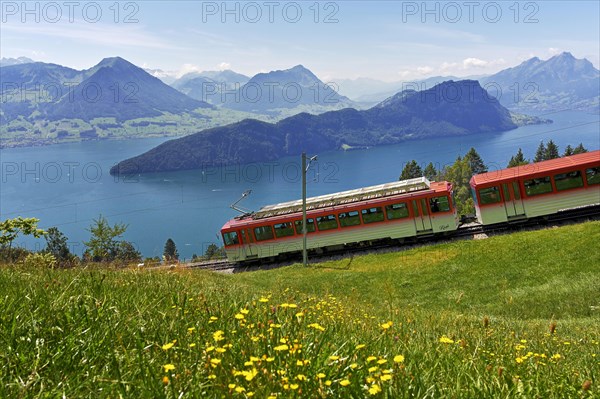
[209,316,218,323]
[329,355,340,361]
[228,384,236,389]
[355,344,366,350]
[317,373,326,379]
[368,366,379,373]
[161,341,176,350]
[163,364,175,372]
[516,357,524,364]
[377,359,387,365]
[266,357,275,362]
[244,368,258,381]
[366,376,375,383]
[162,376,169,385]
[267,396,277,399]
[187,327,196,333]
[289,304,298,308]
[325,380,332,386]
[290,384,299,390]
[244,361,253,366]
[369,384,382,395]
[439,336,454,344]
[247,393,254,397]
[210,358,221,365]
[366,356,377,363]
[235,386,245,393]
[551,354,561,360]
[340,379,351,387]
[189,343,196,348]
[206,346,215,352]
[380,321,392,330]
[216,347,226,353]
[380,374,392,381]
[350,363,358,369]
[241,308,249,314]
[394,355,405,363]
[295,312,304,318]
[274,344,289,351]
[296,360,304,366]
[259,297,269,302]
[235,313,245,320]
[250,356,260,362]
[213,330,225,342]
[296,374,306,381]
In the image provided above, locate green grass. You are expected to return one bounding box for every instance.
[1,222,599,398]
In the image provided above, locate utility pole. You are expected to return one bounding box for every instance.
[302,152,317,267]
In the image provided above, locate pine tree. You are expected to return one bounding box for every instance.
[423,162,438,181]
[44,227,72,264]
[545,140,559,160]
[83,216,127,262]
[507,148,529,168]
[399,160,423,180]
[439,156,474,216]
[534,141,547,162]
[465,147,487,174]
[573,143,588,154]
[163,238,179,262]
[563,145,574,156]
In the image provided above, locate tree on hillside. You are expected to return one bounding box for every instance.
[440,156,474,216]
[205,243,224,259]
[163,238,179,262]
[0,217,46,251]
[573,143,588,154]
[399,160,423,180]
[83,215,128,262]
[115,241,142,263]
[507,148,529,168]
[423,162,438,181]
[44,227,72,265]
[534,141,547,162]
[563,145,574,156]
[545,140,560,160]
[465,147,487,174]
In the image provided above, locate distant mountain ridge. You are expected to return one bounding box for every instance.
[1,57,211,123]
[172,69,250,104]
[110,80,518,175]
[481,52,599,111]
[0,57,35,67]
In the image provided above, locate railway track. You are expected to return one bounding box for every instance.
[179,205,600,273]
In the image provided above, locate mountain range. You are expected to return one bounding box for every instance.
[481,52,599,111]
[110,80,521,175]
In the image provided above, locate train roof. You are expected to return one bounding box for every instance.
[470,150,600,187]
[253,177,433,219]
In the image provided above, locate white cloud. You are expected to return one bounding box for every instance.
[217,62,231,71]
[417,66,434,75]
[548,47,562,56]
[463,57,488,68]
[177,63,203,78]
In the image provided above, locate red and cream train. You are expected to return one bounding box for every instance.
[221,150,600,262]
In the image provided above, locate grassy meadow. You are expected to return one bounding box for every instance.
[1,222,599,398]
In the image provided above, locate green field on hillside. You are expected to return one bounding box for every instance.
[1,222,599,398]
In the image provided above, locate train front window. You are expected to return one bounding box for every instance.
[386,202,409,219]
[524,176,553,196]
[274,222,295,238]
[478,186,501,204]
[554,171,584,191]
[362,207,384,224]
[316,214,338,231]
[338,211,361,227]
[430,196,450,213]
[254,226,274,241]
[294,219,316,234]
[586,167,600,185]
[223,231,239,246]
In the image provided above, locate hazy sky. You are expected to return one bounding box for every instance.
[1,1,599,81]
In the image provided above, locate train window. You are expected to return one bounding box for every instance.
[222,231,239,247]
[316,214,338,231]
[524,176,553,196]
[554,171,584,191]
[274,222,295,238]
[362,207,385,224]
[386,202,409,219]
[430,196,450,213]
[586,167,600,185]
[294,219,316,234]
[338,211,361,227]
[478,186,501,204]
[254,225,274,241]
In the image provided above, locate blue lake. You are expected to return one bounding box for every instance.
[1,110,598,259]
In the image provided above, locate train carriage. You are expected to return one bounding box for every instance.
[221,177,459,262]
[470,150,600,225]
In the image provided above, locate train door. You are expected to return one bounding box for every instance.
[412,199,433,234]
[502,182,526,220]
[240,229,258,259]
